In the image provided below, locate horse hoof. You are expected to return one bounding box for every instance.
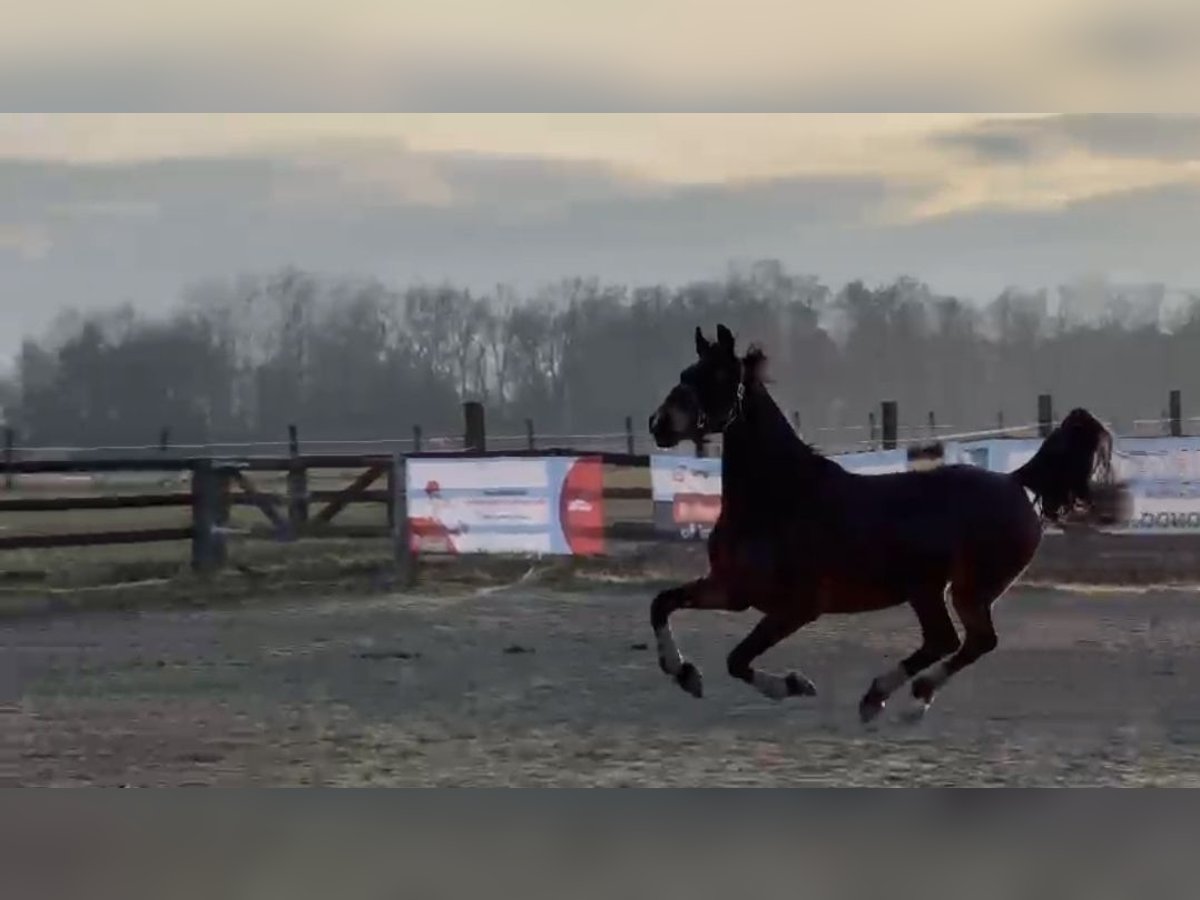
[676,662,704,699]
[911,677,936,705]
[858,693,885,725]
[786,672,817,697]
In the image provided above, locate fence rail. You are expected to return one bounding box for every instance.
[0,526,195,552]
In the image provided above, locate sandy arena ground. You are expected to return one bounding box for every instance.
[5,583,1200,786]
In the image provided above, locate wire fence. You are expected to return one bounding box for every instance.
[1131,416,1200,436]
[3,428,1031,462]
[3,412,1197,464]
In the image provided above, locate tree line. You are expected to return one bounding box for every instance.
[2,261,1198,452]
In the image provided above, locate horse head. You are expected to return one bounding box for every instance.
[649,324,751,449]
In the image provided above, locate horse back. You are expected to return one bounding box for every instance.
[706,464,1039,616]
[825,464,1040,583]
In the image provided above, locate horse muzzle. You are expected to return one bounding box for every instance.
[649,394,697,449]
[649,407,682,449]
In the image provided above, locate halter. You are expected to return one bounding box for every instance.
[720,382,747,432]
[692,362,747,436]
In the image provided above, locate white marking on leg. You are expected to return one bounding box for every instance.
[903,662,947,723]
[655,626,683,676]
[752,671,791,700]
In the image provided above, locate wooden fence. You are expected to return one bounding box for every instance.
[0,446,657,585]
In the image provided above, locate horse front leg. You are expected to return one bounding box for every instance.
[650,577,744,699]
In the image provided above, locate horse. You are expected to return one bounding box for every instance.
[647,323,1117,722]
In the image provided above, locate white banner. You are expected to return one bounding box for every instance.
[1107,437,1200,533]
[406,456,606,555]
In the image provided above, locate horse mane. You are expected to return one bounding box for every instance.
[721,342,837,522]
[742,345,769,386]
[739,344,827,462]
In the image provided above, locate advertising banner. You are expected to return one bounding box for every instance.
[651,435,1200,538]
[1107,437,1200,533]
[650,455,722,540]
[954,436,1200,534]
[649,447,940,539]
[406,456,605,555]
[832,448,910,475]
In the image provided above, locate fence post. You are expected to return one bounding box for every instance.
[463,401,486,454]
[868,412,878,448]
[391,452,416,588]
[191,460,229,574]
[1169,389,1183,437]
[412,424,423,454]
[997,410,1005,433]
[385,454,398,531]
[927,411,936,437]
[159,427,171,455]
[881,401,898,451]
[625,415,635,455]
[287,424,308,535]
[525,418,535,451]
[3,426,13,491]
[1037,394,1054,437]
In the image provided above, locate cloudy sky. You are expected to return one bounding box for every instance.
[3,1,1200,360]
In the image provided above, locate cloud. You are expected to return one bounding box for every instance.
[0,54,639,113]
[0,148,918,354]
[935,115,1200,164]
[5,1,1200,112]
[0,51,1006,113]
[1064,3,1200,71]
[934,127,1049,164]
[1052,115,1200,161]
[427,153,661,214]
[6,132,1200,361]
[848,182,1200,297]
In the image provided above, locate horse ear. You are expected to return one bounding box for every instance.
[716,324,735,355]
[694,326,711,356]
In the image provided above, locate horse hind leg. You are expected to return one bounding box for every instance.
[650,577,744,699]
[859,586,960,724]
[909,569,1016,712]
[726,612,818,701]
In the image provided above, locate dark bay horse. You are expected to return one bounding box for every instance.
[647,324,1116,722]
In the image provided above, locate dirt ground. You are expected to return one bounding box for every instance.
[6,582,1200,786]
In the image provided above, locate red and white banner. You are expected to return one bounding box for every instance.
[407,456,605,555]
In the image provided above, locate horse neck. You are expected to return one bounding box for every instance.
[720,385,826,513]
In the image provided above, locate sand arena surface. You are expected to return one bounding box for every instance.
[5,584,1200,785]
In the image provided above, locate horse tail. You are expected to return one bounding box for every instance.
[1011,408,1119,523]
